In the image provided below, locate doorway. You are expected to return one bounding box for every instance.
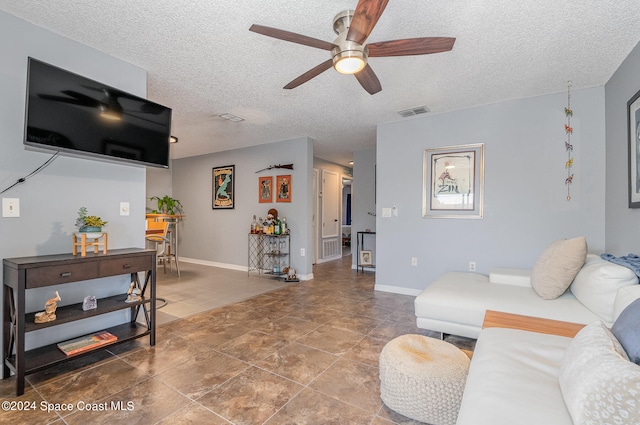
[342,177,352,257]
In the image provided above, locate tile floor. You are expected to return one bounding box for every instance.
[1,255,475,425]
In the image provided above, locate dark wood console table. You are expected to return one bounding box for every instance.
[2,248,156,396]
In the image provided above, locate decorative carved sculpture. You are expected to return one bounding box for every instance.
[125,281,142,303]
[34,291,61,323]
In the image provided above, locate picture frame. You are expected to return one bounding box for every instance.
[276,174,292,202]
[423,143,484,219]
[628,89,640,208]
[212,165,234,209]
[258,176,273,203]
[359,250,373,266]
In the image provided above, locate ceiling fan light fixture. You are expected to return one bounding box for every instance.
[99,106,122,121]
[333,50,366,74]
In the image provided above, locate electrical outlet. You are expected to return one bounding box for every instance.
[469,261,476,272]
[300,248,306,257]
[2,198,20,218]
[411,257,418,267]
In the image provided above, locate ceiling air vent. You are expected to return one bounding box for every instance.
[397,106,430,118]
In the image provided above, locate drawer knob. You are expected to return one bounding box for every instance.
[123,264,131,269]
[60,272,72,277]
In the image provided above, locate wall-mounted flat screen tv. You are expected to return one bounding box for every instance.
[24,57,172,168]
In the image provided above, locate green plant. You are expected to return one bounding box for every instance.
[76,207,108,229]
[150,195,183,215]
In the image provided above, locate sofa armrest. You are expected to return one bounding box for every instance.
[482,310,585,338]
[489,267,531,287]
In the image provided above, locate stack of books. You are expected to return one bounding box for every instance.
[57,330,117,356]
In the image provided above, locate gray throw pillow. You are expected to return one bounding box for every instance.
[611,298,640,364]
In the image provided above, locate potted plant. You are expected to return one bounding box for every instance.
[75,207,108,233]
[150,195,183,215]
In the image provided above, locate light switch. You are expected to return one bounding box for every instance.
[381,208,392,217]
[120,202,130,216]
[2,198,20,217]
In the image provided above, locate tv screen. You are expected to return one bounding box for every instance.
[24,58,172,168]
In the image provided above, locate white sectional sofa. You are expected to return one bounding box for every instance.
[456,315,640,425]
[414,254,640,339]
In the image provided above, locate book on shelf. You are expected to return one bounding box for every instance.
[57,330,118,356]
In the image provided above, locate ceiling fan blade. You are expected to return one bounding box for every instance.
[354,64,382,95]
[283,59,334,89]
[250,24,337,51]
[39,90,100,107]
[368,37,456,57]
[347,0,390,45]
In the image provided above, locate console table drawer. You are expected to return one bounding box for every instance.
[26,263,99,288]
[99,256,153,277]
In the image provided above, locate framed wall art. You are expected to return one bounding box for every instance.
[212,165,234,209]
[259,176,273,203]
[276,174,292,202]
[422,143,484,219]
[359,250,373,266]
[628,89,640,208]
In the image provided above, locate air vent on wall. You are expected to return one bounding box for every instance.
[397,105,430,118]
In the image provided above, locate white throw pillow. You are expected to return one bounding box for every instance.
[570,254,638,323]
[530,237,587,300]
[559,322,640,425]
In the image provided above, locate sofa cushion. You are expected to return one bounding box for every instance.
[570,254,638,323]
[530,237,587,300]
[612,298,640,364]
[559,321,640,424]
[456,327,573,425]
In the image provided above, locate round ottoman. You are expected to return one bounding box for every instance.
[379,334,470,425]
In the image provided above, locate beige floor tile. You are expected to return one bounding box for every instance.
[254,342,338,385]
[196,366,303,425]
[310,358,382,414]
[265,387,374,425]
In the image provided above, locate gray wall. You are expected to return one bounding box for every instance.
[171,137,314,277]
[376,88,606,294]
[0,11,148,350]
[605,41,640,253]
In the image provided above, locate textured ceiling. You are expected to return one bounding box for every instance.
[1,0,639,166]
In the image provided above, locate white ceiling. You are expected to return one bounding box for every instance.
[2,1,639,166]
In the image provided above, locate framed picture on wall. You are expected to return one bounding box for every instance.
[276,174,292,202]
[212,165,234,209]
[422,143,484,219]
[628,89,640,208]
[259,176,273,203]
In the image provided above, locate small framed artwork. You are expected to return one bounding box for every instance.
[259,176,273,203]
[360,250,373,266]
[628,89,640,208]
[423,143,484,219]
[276,174,292,202]
[212,165,234,209]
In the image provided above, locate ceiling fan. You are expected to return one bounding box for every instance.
[249,0,455,95]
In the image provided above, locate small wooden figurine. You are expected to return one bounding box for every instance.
[125,281,142,303]
[34,291,61,323]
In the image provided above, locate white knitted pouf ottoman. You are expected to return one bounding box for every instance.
[379,334,470,425]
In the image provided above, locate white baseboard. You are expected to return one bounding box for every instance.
[180,257,313,281]
[180,257,247,271]
[316,255,341,264]
[374,284,422,296]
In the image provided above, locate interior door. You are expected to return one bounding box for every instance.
[322,169,340,238]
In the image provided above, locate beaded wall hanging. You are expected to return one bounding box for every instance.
[564,82,574,201]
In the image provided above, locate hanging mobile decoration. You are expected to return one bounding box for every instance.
[564,81,574,201]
